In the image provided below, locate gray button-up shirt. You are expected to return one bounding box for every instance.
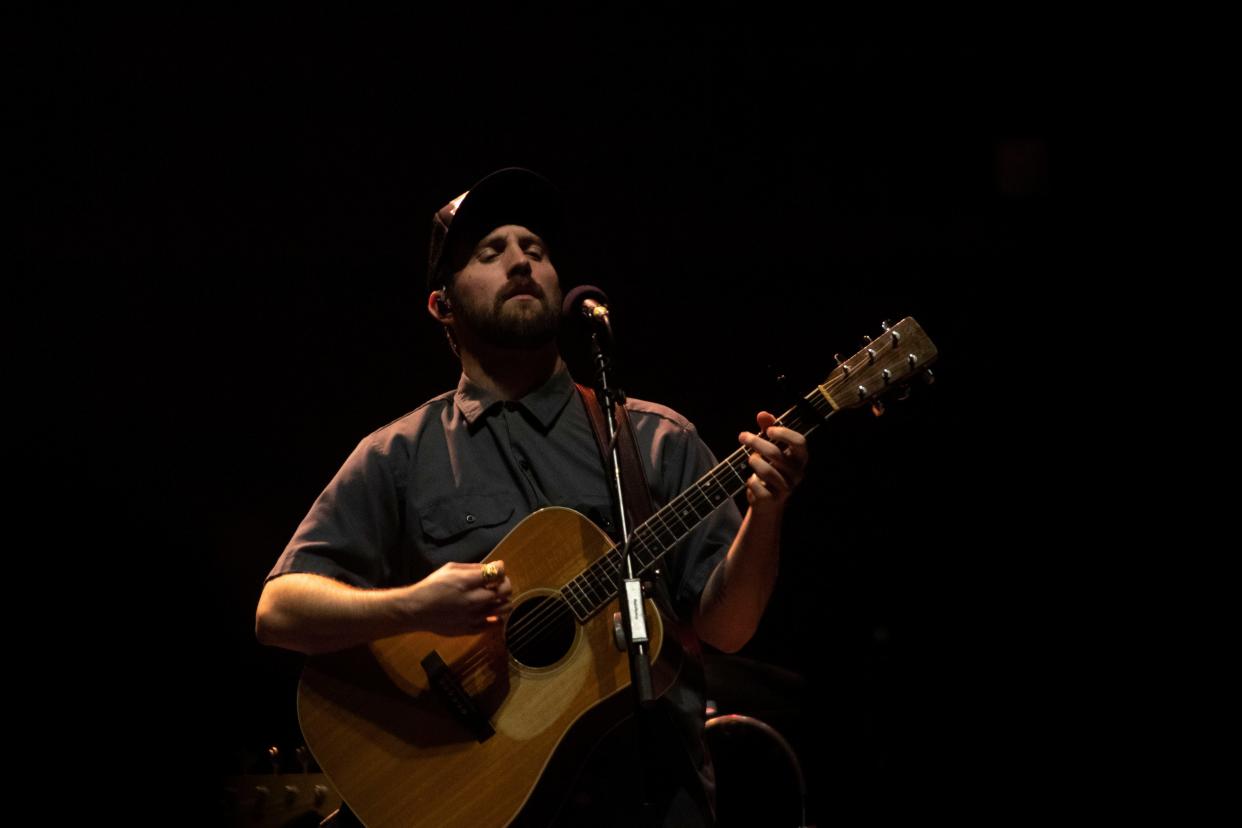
[269,366,741,622]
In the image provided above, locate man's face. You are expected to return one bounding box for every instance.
[446,224,562,349]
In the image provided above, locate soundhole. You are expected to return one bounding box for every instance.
[505,594,576,668]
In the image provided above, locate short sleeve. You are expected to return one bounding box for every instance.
[266,435,404,589]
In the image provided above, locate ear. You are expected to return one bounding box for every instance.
[427,289,452,322]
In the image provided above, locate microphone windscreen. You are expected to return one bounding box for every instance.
[562,284,609,316]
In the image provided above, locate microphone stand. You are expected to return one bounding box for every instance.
[583,313,657,825]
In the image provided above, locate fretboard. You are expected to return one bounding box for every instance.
[559,386,836,622]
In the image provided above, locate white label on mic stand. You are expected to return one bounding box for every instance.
[624,579,648,643]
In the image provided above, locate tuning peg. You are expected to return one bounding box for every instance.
[871,400,885,417]
[880,319,893,332]
[268,746,280,775]
[896,384,913,402]
[861,335,873,345]
[833,353,843,366]
[923,369,936,386]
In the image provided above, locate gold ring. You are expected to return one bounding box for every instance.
[481,562,502,582]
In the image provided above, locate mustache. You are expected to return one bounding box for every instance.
[500,281,547,301]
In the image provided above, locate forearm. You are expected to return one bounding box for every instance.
[255,572,416,655]
[693,505,783,653]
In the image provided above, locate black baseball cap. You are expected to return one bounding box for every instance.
[426,167,563,292]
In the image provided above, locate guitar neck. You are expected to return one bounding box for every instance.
[559,388,835,622]
[558,316,936,622]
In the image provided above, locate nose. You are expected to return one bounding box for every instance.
[504,242,532,278]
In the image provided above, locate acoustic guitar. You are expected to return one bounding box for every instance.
[297,317,937,827]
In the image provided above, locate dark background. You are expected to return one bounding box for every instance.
[16,6,1063,825]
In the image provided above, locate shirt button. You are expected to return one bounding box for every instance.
[465,514,476,524]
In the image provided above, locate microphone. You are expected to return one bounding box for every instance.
[562,285,611,329]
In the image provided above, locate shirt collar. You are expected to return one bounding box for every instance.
[454,364,576,430]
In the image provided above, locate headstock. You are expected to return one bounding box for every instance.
[816,317,937,414]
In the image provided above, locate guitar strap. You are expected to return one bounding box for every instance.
[575,383,656,537]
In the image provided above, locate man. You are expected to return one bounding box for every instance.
[256,168,809,826]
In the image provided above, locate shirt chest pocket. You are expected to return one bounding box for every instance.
[415,490,516,544]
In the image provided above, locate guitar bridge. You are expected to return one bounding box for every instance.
[420,650,495,743]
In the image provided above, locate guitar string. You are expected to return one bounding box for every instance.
[446,336,922,682]
[453,444,820,683]
[481,330,926,669]
[452,482,719,678]
[463,438,769,670]
[452,387,853,682]
[449,442,767,681]
[462,393,871,681]
[437,431,794,685]
[447,379,852,682]
[450,400,836,682]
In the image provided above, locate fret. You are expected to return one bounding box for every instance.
[676,499,704,527]
[724,453,749,488]
[663,503,692,534]
[651,508,682,540]
[566,577,590,610]
[582,571,607,605]
[620,536,643,569]
[569,575,590,606]
[580,582,602,614]
[650,513,678,549]
[728,454,750,488]
[634,524,666,554]
[640,541,659,568]
[700,477,731,506]
[602,552,622,579]
[561,586,588,621]
[590,560,611,593]
[628,536,657,569]
[559,582,579,612]
[682,489,712,519]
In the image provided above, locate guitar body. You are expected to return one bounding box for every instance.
[298,507,680,828]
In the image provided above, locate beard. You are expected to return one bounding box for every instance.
[450,281,563,349]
